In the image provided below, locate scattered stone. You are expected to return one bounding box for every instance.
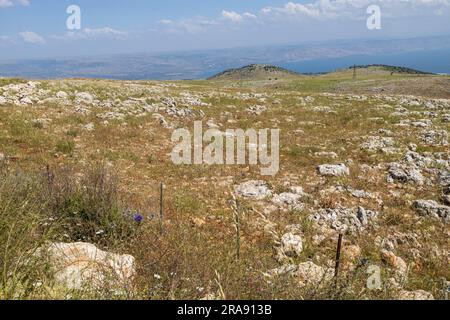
[311,206,378,233]
[83,123,95,131]
[152,113,172,129]
[272,193,304,211]
[398,290,434,300]
[56,91,68,99]
[315,151,338,159]
[234,180,272,200]
[97,112,125,121]
[413,200,450,223]
[206,119,220,129]
[342,245,361,263]
[381,250,408,280]
[264,264,297,278]
[295,262,334,287]
[346,187,374,199]
[437,171,450,187]
[246,105,267,115]
[20,97,32,105]
[75,92,94,105]
[317,164,349,177]
[387,163,423,184]
[361,136,395,152]
[279,233,303,257]
[422,130,448,146]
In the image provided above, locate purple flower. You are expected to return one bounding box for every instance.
[134,213,144,223]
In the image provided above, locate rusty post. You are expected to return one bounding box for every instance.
[334,233,344,286]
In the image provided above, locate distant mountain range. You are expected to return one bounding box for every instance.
[1,35,450,80]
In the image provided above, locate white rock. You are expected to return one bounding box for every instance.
[38,242,135,291]
[317,164,350,177]
[280,233,303,257]
[413,200,450,223]
[387,163,423,184]
[398,290,434,300]
[0,96,6,105]
[361,136,395,152]
[234,180,272,200]
[83,123,95,131]
[272,193,304,211]
[75,92,94,104]
[56,91,68,99]
[295,262,334,287]
[315,151,338,159]
[20,97,32,105]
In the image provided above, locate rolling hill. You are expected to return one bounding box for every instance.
[208,64,302,81]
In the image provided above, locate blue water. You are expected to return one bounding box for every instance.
[278,49,450,74]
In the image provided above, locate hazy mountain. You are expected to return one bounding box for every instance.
[1,36,450,80]
[208,64,302,80]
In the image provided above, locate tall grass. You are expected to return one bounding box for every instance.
[0,162,139,299]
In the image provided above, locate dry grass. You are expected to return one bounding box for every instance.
[0,72,449,299]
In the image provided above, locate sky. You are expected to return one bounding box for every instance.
[1,0,450,59]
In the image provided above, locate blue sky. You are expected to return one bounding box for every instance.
[1,0,450,59]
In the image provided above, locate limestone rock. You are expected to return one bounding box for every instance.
[317,164,349,177]
[398,289,434,300]
[38,242,135,291]
[413,200,450,223]
[279,233,303,257]
[295,262,334,287]
[234,180,272,200]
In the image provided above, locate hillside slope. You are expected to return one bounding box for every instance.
[208,64,302,81]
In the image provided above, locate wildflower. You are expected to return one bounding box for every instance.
[134,212,144,223]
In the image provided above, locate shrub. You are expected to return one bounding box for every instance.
[55,140,75,154]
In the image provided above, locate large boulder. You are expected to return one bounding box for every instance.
[38,242,135,291]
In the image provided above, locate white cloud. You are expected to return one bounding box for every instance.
[222,10,243,22]
[158,19,173,25]
[83,27,127,37]
[0,0,29,8]
[19,31,45,44]
[259,0,450,21]
[243,12,257,19]
[157,17,218,34]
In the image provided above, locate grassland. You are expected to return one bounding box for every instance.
[0,67,449,300]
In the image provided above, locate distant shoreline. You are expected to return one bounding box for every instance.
[1,48,450,81]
